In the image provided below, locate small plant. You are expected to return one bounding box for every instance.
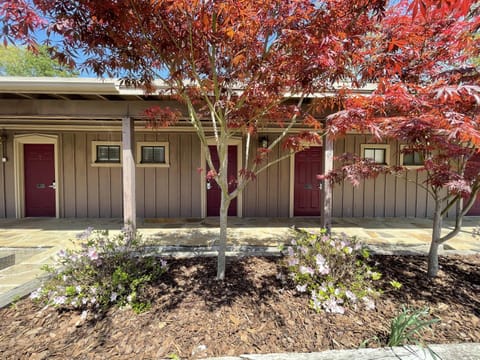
[387,306,439,347]
[284,228,381,314]
[389,280,403,290]
[361,305,440,358]
[30,227,167,312]
[9,295,22,309]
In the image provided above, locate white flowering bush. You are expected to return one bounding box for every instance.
[284,228,381,314]
[30,227,167,313]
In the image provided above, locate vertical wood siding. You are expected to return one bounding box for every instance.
[59,131,202,218]
[332,134,438,218]
[243,140,291,217]
[0,130,456,219]
[0,138,15,217]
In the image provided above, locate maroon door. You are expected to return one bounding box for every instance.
[206,145,237,216]
[467,197,480,215]
[294,147,322,216]
[466,153,480,215]
[24,144,56,217]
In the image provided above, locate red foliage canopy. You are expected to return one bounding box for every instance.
[18,0,388,156]
[326,0,480,197]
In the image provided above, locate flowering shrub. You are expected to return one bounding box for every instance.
[30,227,167,313]
[284,228,381,314]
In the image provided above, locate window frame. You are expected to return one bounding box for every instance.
[399,145,425,169]
[91,141,122,167]
[136,141,170,168]
[360,144,390,165]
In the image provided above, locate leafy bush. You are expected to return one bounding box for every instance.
[30,227,167,313]
[283,228,381,314]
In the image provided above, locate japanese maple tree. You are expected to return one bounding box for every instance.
[5,0,389,280]
[326,0,480,277]
[3,0,478,280]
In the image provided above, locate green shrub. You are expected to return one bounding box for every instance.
[283,228,381,314]
[30,227,167,312]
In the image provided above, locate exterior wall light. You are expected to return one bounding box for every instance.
[259,136,268,149]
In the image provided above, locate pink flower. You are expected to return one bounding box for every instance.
[299,266,315,276]
[287,257,299,267]
[87,248,99,260]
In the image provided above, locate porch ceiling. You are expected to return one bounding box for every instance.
[0,77,375,127]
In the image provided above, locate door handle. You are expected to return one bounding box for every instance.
[48,181,56,190]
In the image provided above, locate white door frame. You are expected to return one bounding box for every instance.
[200,138,243,218]
[13,134,60,218]
[289,144,323,218]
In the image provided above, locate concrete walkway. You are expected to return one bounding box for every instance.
[206,343,480,360]
[0,216,479,307]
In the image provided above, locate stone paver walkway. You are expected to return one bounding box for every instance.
[0,216,479,307]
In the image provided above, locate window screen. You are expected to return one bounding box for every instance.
[403,151,424,166]
[364,148,386,164]
[141,146,165,164]
[96,145,120,163]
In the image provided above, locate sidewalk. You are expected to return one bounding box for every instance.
[205,343,480,360]
[0,216,479,307]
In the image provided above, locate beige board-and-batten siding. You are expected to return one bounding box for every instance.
[242,140,291,217]
[0,132,15,218]
[0,130,203,218]
[0,131,456,219]
[331,134,455,218]
[0,130,292,218]
[64,131,203,218]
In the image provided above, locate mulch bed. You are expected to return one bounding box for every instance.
[1,254,479,359]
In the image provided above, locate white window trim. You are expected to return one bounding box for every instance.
[399,144,424,169]
[360,143,390,165]
[136,141,170,168]
[91,141,122,167]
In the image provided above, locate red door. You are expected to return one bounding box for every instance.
[207,145,237,216]
[24,144,56,217]
[467,197,480,215]
[466,153,480,215]
[294,147,322,216]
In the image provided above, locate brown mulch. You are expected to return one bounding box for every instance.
[1,254,479,359]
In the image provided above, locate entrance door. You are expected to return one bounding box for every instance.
[206,145,237,216]
[466,153,480,216]
[467,196,480,216]
[24,144,56,217]
[294,147,322,216]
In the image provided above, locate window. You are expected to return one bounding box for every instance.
[400,145,424,167]
[91,141,122,167]
[141,146,165,163]
[97,145,120,163]
[136,142,169,167]
[360,144,390,165]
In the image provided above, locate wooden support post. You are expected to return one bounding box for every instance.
[321,136,333,232]
[122,116,136,238]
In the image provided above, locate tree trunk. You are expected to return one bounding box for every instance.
[216,141,230,281]
[217,194,229,280]
[428,199,443,278]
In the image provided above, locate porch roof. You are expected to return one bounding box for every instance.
[0,77,376,129]
[0,77,376,102]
